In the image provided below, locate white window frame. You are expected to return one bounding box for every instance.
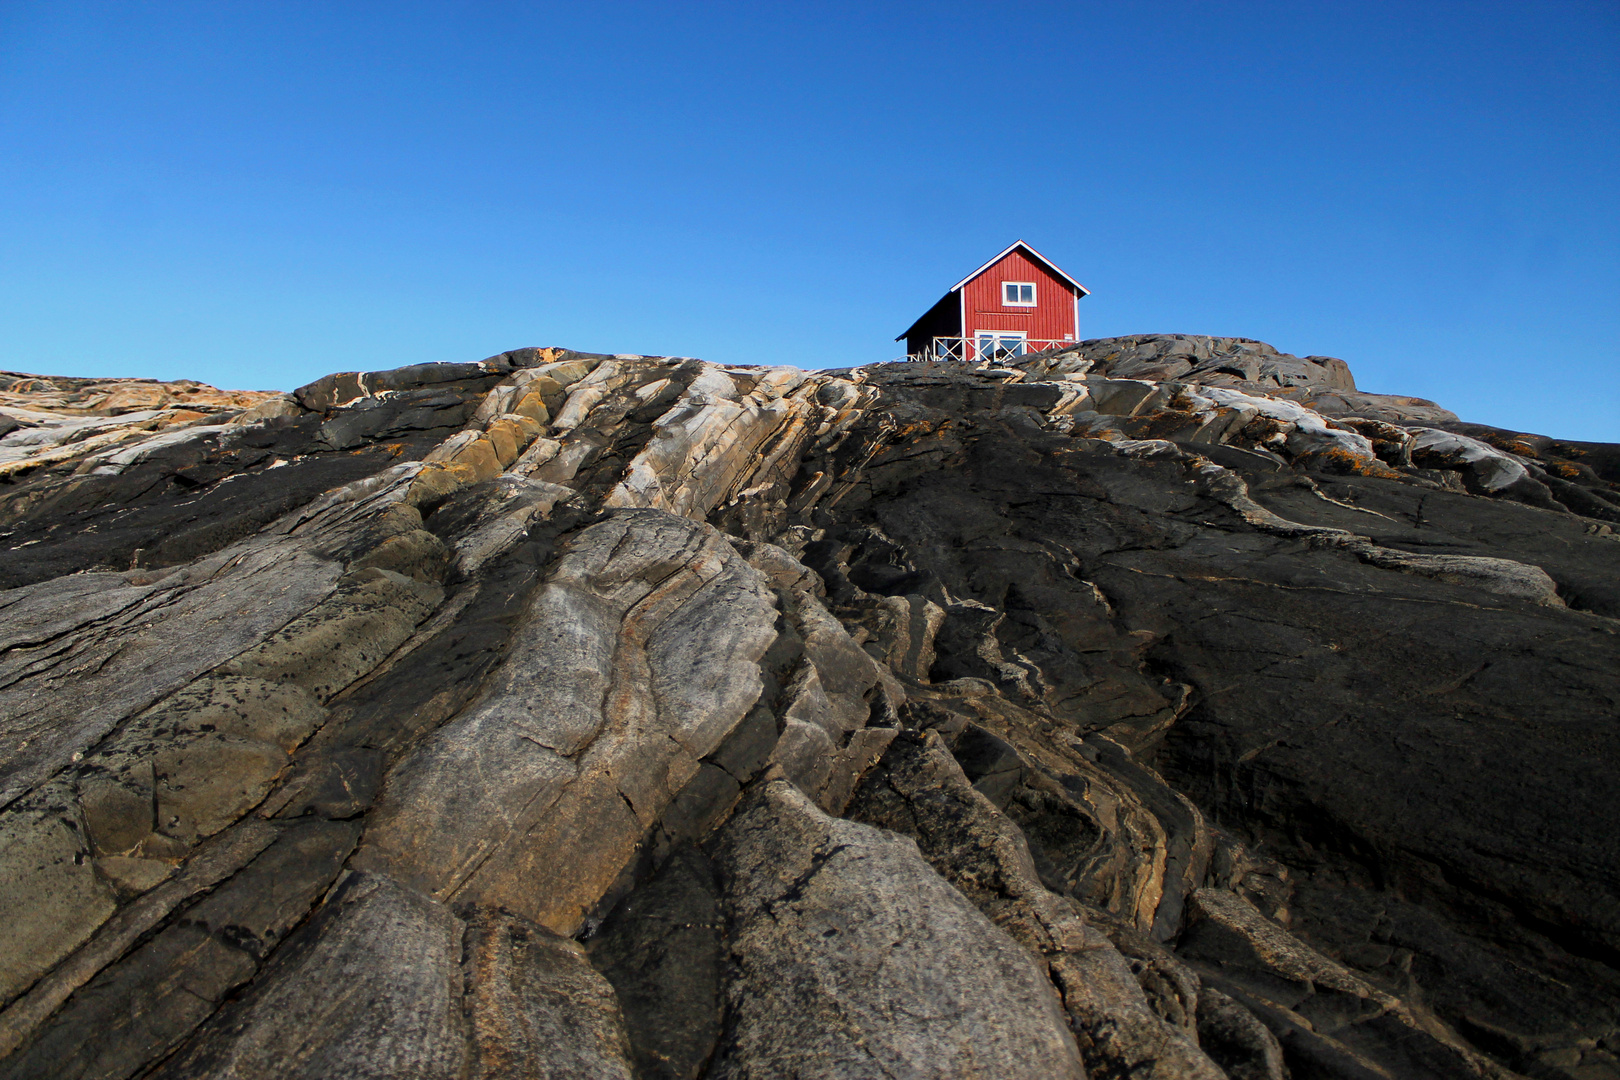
[1002,281,1037,307]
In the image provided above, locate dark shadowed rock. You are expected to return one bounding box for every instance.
[589,846,725,1080]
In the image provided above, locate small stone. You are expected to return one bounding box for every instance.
[96,855,175,896]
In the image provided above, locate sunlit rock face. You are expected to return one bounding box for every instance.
[0,339,1616,1080]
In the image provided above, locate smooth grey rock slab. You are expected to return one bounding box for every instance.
[1296,388,1458,425]
[0,780,115,1005]
[0,542,342,811]
[221,566,443,702]
[153,872,467,1080]
[709,778,1085,1080]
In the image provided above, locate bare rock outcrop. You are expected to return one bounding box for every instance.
[0,339,1615,1079]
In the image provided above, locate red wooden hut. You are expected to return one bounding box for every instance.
[896,241,1090,362]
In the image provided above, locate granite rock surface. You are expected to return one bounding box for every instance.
[0,339,1616,1079]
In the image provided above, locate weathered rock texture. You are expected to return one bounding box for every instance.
[0,337,1616,1079]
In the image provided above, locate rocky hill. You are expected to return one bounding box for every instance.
[0,337,1615,1080]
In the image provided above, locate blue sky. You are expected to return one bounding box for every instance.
[1,2,1616,440]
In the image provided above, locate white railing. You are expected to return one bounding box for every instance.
[898,336,1078,365]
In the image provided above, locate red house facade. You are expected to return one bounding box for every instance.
[897,241,1090,362]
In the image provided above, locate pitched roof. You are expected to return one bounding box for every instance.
[950,240,1089,296]
[896,240,1090,341]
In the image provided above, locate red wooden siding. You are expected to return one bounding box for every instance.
[959,248,1078,345]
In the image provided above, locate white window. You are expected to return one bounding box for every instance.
[1003,281,1036,306]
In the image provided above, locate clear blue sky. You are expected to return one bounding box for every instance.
[2,2,1616,440]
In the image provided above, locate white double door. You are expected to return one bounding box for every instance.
[973,329,1026,361]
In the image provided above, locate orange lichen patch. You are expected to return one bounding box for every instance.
[887,423,925,441]
[450,437,503,482]
[1228,422,1290,453]
[1551,462,1583,480]
[1295,447,1403,479]
[865,423,956,468]
[1239,415,1289,443]
[1477,431,1540,459]
[1364,422,1404,441]
[1121,409,1205,441]
[1330,419,1407,466]
[1549,442,1588,458]
[403,463,470,509]
[483,419,524,468]
[512,391,550,424]
[1333,417,1408,444]
[1065,422,1124,441]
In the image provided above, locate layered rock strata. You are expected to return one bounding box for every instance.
[0,338,1616,1079]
